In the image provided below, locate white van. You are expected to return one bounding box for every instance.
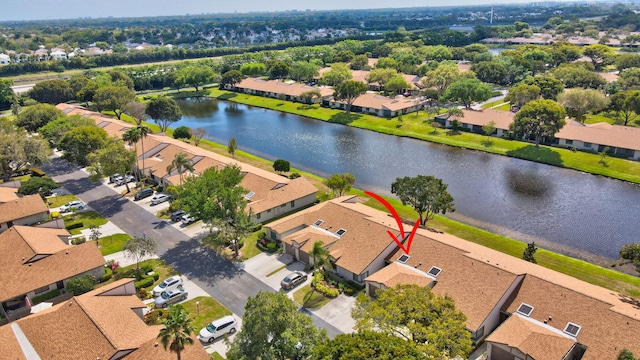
[198,315,237,343]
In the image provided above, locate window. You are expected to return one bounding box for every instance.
[313,219,324,227]
[584,142,592,148]
[516,303,535,317]
[353,271,369,282]
[427,266,442,278]
[564,322,581,337]
[335,228,347,237]
[270,231,277,240]
[267,209,271,213]
[281,204,286,208]
[565,139,573,145]
[256,213,261,220]
[397,254,410,263]
[290,200,295,208]
[34,285,50,294]
[245,191,256,200]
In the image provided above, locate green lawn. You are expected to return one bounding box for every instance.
[182,296,233,332]
[97,259,179,290]
[206,89,640,184]
[63,210,108,234]
[98,233,132,256]
[210,352,225,360]
[241,230,263,260]
[293,285,333,309]
[47,194,79,208]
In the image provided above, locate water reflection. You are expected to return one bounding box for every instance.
[173,97,640,260]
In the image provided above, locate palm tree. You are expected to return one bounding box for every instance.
[122,125,151,181]
[157,305,196,360]
[309,241,332,271]
[166,152,195,186]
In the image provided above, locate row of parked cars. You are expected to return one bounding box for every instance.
[152,276,237,343]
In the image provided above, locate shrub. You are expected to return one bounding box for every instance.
[71,236,86,245]
[311,271,339,298]
[66,275,97,296]
[289,172,301,179]
[51,211,60,218]
[173,126,192,140]
[134,276,155,289]
[31,289,60,305]
[100,267,113,283]
[273,159,290,173]
[145,309,168,325]
[140,264,154,274]
[18,176,59,196]
[137,288,150,300]
[66,222,84,231]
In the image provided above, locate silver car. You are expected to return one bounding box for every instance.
[150,193,171,205]
[154,289,188,308]
[60,200,85,213]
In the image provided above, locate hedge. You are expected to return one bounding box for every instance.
[100,267,113,283]
[31,289,61,305]
[66,223,84,231]
[134,276,155,289]
[71,236,86,245]
[311,271,339,298]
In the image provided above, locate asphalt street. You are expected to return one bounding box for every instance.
[43,156,342,338]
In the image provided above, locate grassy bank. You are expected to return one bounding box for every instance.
[206,88,640,184]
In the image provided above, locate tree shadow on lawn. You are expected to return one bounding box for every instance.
[216,92,238,101]
[506,145,564,167]
[329,112,362,125]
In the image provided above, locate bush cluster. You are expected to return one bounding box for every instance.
[311,271,339,298]
[100,267,113,283]
[31,289,61,305]
[70,236,87,245]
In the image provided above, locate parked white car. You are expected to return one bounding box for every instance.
[154,288,188,308]
[152,275,183,297]
[59,200,85,213]
[198,315,237,343]
[150,193,172,205]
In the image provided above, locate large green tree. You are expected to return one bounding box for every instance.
[122,125,151,178]
[227,292,327,360]
[443,78,493,108]
[87,137,137,192]
[158,305,196,360]
[0,121,51,181]
[608,90,640,125]
[366,68,398,88]
[523,76,564,100]
[333,80,368,115]
[505,83,541,108]
[471,61,508,85]
[509,99,567,146]
[352,284,472,359]
[390,175,455,226]
[220,70,244,88]
[289,61,320,82]
[0,79,14,110]
[558,88,609,123]
[122,235,157,272]
[421,63,466,95]
[15,103,64,132]
[310,330,428,360]
[176,65,215,91]
[324,173,356,197]
[18,176,59,197]
[58,125,109,165]
[39,114,94,148]
[320,63,352,86]
[146,96,183,132]
[583,44,616,70]
[166,152,194,186]
[27,79,74,105]
[92,85,137,120]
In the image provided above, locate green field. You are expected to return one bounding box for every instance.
[98,233,132,256]
[63,210,108,234]
[182,296,233,332]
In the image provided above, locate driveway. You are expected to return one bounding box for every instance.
[42,156,342,338]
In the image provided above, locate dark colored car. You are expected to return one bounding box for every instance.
[280,271,308,290]
[134,188,154,201]
[170,210,186,222]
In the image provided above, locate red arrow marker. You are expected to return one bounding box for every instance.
[365,191,420,255]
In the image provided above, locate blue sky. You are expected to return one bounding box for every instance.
[2,0,552,21]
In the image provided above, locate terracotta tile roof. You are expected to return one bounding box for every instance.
[140,144,195,178]
[0,194,49,224]
[503,275,640,360]
[447,108,514,131]
[0,187,19,203]
[0,226,105,302]
[281,226,340,253]
[245,176,318,214]
[556,120,640,151]
[599,72,619,83]
[235,78,334,98]
[125,335,210,360]
[364,262,435,289]
[457,63,472,73]
[384,232,519,330]
[332,92,419,112]
[486,314,577,360]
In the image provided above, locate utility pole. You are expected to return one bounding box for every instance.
[490,4,494,24]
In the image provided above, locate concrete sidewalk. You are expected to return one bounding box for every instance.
[103,250,158,267]
[78,221,125,239]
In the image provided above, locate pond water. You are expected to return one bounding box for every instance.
[173,98,640,262]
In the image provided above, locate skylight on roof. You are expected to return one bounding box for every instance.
[313,219,324,227]
[245,191,256,200]
[398,254,410,263]
[427,266,442,277]
[563,322,581,337]
[516,303,534,317]
[335,228,347,237]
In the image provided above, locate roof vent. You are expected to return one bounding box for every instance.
[427,266,442,278]
[516,303,534,317]
[335,228,347,237]
[563,322,581,337]
[397,254,410,263]
[313,219,324,227]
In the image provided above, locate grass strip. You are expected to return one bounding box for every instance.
[266,265,288,277]
[182,296,233,331]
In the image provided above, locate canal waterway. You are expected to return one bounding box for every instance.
[173,97,640,262]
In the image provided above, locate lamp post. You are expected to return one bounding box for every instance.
[196,301,200,315]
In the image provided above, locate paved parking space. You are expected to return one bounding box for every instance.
[241,253,309,292]
[306,294,357,333]
[203,316,243,358]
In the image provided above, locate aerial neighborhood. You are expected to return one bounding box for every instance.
[3,2,640,360]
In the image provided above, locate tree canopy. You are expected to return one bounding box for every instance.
[58,125,109,165]
[619,243,640,274]
[509,99,567,146]
[310,330,429,360]
[227,291,327,360]
[443,78,493,108]
[321,63,352,86]
[15,104,64,133]
[146,96,183,132]
[352,284,472,359]
[157,305,196,360]
[390,175,455,226]
[608,90,640,126]
[122,235,157,271]
[27,79,74,105]
[87,137,137,192]
[0,121,51,182]
[176,65,215,91]
[324,173,356,197]
[92,85,137,119]
[333,80,368,115]
[557,88,609,122]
